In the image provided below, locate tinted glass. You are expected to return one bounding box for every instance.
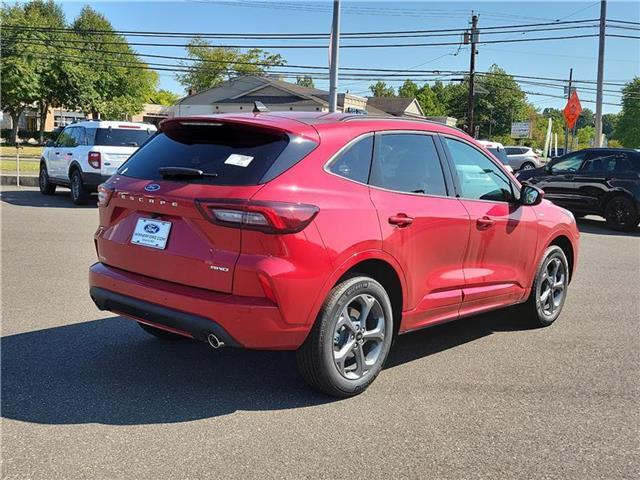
[94,127,154,147]
[505,147,519,155]
[444,137,513,202]
[551,152,587,173]
[369,134,447,196]
[329,136,373,183]
[119,123,289,186]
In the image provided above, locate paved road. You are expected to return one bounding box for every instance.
[1,186,639,480]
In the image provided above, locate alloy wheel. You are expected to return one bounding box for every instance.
[607,198,632,228]
[332,294,386,380]
[538,257,566,317]
[71,173,81,200]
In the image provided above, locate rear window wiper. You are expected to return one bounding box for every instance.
[158,167,219,179]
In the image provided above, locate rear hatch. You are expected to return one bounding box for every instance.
[87,125,156,176]
[96,116,318,293]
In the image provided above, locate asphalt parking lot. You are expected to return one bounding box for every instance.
[1,186,639,480]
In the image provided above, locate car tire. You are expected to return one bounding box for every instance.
[137,321,185,340]
[39,163,56,195]
[604,195,638,232]
[521,162,535,170]
[70,169,90,205]
[296,275,394,398]
[517,245,570,327]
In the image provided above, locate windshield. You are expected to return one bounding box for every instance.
[117,123,290,185]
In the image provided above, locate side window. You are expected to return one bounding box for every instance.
[369,133,447,196]
[614,155,634,172]
[75,127,86,146]
[328,136,373,184]
[551,152,587,173]
[505,147,517,155]
[56,128,74,147]
[444,137,513,202]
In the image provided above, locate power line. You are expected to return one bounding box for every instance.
[8,39,633,88]
[2,21,604,40]
[1,30,606,49]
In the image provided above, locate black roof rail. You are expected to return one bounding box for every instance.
[340,114,467,135]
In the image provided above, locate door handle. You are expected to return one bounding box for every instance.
[476,216,495,229]
[65,153,73,156]
[55,151,60,155]
[388,214,414,227]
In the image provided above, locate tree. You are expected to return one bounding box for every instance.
[398,80,419,98]
[21,1,79,142]
[369,81,395,97]
[0,3,41,143]
[472,65,531,138]
[176,37,285,93]
[602,113,619,139]
[615,77,640,148]
[296,76,315,89]
[576,108,594,129]
[71,6,157,119]
[148,89,181,106]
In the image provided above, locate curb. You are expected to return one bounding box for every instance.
[1,175,39,187]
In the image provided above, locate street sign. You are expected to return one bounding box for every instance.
[563,91,582,130]
[511,121,532,139]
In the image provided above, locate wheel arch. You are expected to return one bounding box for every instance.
[305,251,407,339]
[68,161,83,178]
[548,234,575,283]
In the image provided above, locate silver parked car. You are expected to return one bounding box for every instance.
[505,146,542,171]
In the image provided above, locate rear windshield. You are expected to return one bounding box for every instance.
[118,123,290,185]
[487,147,508,164]
[90,127,155,147]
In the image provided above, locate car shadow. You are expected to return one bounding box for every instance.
[0,189,97,208]
[2,309,532,426]
[576,217,640,237]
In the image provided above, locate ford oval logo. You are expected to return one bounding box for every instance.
[144,224,160,234]
[144,183,160,192]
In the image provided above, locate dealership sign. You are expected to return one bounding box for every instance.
[511,121,532,139]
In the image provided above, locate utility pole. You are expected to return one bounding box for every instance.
[466,13,479,136]
[594,0,607,147]
[328,0,341,113]
[564,67,573,153]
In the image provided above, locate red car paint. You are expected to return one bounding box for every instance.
[89,112,579,349]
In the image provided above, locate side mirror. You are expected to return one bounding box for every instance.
[521,185,544,206]
[45,139,54,147]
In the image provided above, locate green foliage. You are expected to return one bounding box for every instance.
[147,89,181,106]
[176,37,285,92]
[0,3,41,142]
[602,113,619,138]
[369,81,395,97]
[296,76,315,89]
[615,77,640,148]
[72,6,158,119]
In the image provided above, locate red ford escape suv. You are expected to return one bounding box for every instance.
[89,112,579,397]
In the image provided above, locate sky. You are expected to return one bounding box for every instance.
[56,0,640,114]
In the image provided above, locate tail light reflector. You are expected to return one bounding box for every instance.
[97,183,114,207]
[196,199,319,234]
[88,151,101,169]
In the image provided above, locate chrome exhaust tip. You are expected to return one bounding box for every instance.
[207,333,224,349]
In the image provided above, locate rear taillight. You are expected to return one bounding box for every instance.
[196,199,319,234]
[88,151,101,169]
[97,183,114,207]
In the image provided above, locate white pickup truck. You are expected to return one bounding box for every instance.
[39,120,157,204]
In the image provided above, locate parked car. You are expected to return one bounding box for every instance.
[89,112,579,397]
[516,147,640,231]
[39,120,157,204]
[505,146,542,171]
[477,140,513,173]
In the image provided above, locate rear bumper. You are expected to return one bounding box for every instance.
[89,262,310,350]
[82,172,111,189]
